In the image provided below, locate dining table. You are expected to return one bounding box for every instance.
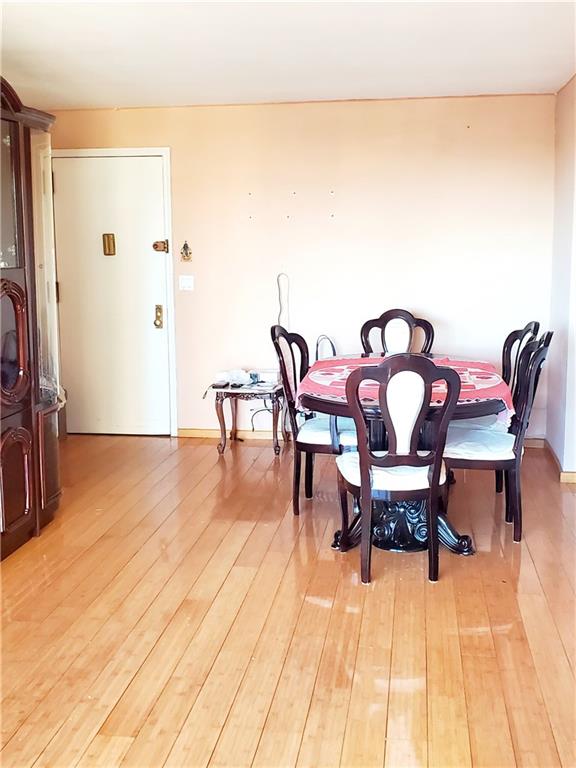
[296,353,515,556]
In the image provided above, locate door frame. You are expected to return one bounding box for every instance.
[52,147,178,436]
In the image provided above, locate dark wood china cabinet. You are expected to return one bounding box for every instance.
[1,78,62,558]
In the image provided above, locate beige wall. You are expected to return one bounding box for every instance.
[548,77,576,471]
[51,95,555,434]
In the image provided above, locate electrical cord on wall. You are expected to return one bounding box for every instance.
[277,272,290,327]
[247,272,290,427]
[250,399,273,430]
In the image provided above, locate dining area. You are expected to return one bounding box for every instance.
[271,309,552,584]
[2,5,574,766]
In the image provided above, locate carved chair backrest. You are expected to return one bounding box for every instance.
[511,330,552,410]
[512,332,553,454]
[346,354,460,500]
[360,309,434,355]
[270,325,309,431]
[502,321,539,399]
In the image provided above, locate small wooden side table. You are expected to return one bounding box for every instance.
[212,383,289,455]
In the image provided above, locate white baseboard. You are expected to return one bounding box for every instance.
[178,428,275,441]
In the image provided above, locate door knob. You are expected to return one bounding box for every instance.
[153,305,163,328]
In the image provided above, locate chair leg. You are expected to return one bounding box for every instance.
[304,452,314,499]
[292,450,302,516]
[510,467,523,542]
[495,469,503,494]
[504,471,512,523]
[427,495,439,582]
[360,496,372,585]
[337,471,350,552]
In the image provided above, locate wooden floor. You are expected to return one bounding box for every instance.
[1,436,575,768]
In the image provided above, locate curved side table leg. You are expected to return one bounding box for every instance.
[272,396,281,455]
[230,397,238,442]
[215,394,226,454]
[280,396,290,445]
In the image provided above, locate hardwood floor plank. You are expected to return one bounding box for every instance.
[118,557,265,767]
[0,447,238,736]
[483,578,562,767]
[517,594,575,767]
[453,561,516,768]
[123,459,331,768]
[425,566,473,768]
[2,518,250,767]
[207,521,328,768]
[295,558,366,768]
[100,451,292,740]
[1,438,573,768]
[2,437,182,614]
[384,555,428,768]
[461,655,517,768]
[339,557,396,768]
[384,738,427,767]
[76,735,134,767]
[162,483,324,767]
[252,533,342,768]
[458,462,568,768]
[1,448,266,761]
[5,442,211,626]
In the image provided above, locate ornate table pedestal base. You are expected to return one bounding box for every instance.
[331,499,475,556]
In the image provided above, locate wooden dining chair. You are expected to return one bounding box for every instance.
[503,321,540,395]
[271,325,357,515]
[336,354,460,583]
[360,309,434,355]
[443,333,552,542]
[450,321,540,493]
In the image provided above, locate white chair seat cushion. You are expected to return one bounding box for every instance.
[336,450,446,491]
[444,425,517,461]
[297,415,357,447]
[449,415,503,431]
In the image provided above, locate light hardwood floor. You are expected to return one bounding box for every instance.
[1,435,575,768]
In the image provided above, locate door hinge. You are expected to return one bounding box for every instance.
[153,239,169,253]
[52,170,55,194]
[55,281,60,303]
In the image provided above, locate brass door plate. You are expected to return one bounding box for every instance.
[102,233,116,255]
[153,239,169,252]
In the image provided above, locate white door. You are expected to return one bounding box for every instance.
[52,154,171,435]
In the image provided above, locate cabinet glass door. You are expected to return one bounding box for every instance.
[0,120,19,270]
[30,128,60,403]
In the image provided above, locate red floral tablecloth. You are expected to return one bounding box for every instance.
[297,355,514,425]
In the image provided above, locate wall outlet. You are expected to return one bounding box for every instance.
[179,275,194,291]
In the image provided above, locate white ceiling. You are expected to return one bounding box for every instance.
[1,1,575,110]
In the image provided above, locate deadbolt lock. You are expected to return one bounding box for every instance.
[153,304,164,329]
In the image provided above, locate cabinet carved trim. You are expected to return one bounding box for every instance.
[0,426,32,534]
[1,78,55,130]
[1,279,30,405]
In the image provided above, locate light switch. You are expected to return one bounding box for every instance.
[179,275,194,291]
